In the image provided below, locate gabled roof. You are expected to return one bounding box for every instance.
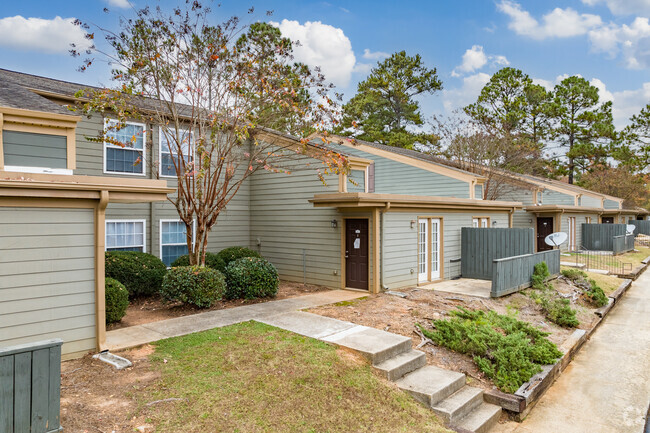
[0,77,73,116]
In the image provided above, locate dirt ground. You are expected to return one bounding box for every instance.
[108,280,329,330]
[60,345,159,433]
[309,276,603,391]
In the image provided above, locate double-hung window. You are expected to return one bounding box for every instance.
[106,220,146,252]
[160,219,193,266]
[104,119,146,175]
[159,127,192,177]
[472,217,489,228]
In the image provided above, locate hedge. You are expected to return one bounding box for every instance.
[224,257,279,300]
[160,265,227,308]
[105,251,167,297]
[105,278,129,324]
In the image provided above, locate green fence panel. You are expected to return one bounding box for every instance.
[613,235,635,254]
[630,220,650,235]
[581,224,626,251]
[491,250,560,297]
[461,227,534,280]
[0,339,63,433]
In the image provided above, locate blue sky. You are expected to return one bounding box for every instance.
[0,0,648,128]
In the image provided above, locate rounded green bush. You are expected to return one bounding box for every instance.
[160,266,226,308]
[105,251,167,297]
[224,257,279,300]
[171,252,224,270]
[215,246,261,273]
[105,278,129,324]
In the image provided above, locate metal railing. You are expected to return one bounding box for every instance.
[569,245,633,275]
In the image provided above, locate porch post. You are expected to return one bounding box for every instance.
[372,208,380,294]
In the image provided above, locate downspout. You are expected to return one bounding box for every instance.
[380,202,390,291]
[509,207,515,228]
[95,190,109,351]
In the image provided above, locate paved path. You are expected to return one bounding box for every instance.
[106,290,366,351]
[494,271,650,433]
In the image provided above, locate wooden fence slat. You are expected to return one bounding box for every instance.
[31,348,49,432]
[1,355,14,432]
[13,352,32,432]
[48,345,61,431]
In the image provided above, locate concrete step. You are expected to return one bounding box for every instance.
[323,326,412,364]
[431,385,484,424]
[454,402,502,433]
[396,365,466,407]
[373,349,426,381]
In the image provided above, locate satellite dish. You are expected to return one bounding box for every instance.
[545,232,568,247]
[626,224,636,235]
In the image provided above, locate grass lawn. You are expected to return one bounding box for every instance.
[138,321,451,433]
[565,245,650,272]
[560,266,622,295]
[622,246,650,267]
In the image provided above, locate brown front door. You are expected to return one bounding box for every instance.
[345,219,369,290]
[602,217,614,224]
[537,217,554,252]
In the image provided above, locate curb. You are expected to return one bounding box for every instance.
[484,264,644,420]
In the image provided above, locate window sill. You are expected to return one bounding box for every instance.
[3,166,72,175]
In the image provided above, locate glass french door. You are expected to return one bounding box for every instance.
[418,218,442,283]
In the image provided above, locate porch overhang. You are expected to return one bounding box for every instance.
[524,204,604,214]
[310,192,523,211]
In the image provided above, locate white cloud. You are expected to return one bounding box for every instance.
[590,80,650,128]
[451,45,509,77]
[442,72,491,113]
[497,1,602,39]
[362,48,389,60]
[0,16,91,54]
[590,78,614,102]
[270,19,356,87]
[589,17,650,69]
[581,0,650,16]
[106,0,132,8]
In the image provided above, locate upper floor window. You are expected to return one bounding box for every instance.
[347,169,367,193]
[104,119,146,175]
[475,184,484,200]
[537,191,543,204]
[159,127,192,178]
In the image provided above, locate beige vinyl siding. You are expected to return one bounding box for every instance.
[0,208,96,356]
[250,154,342,287]
[382,210,510,289]
[339,146,472,198]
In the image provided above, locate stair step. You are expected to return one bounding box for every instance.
[432,385,484,424]
[454,402,502,433]
[374,350,426,381]
[396,365,466,407]
[323,326,412,364]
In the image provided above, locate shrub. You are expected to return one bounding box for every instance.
[105,278,129,324]
[585,279,608,307]
[224,257,279,300]
[215,246,261,273]
[105,251,167,297]
[532,262,551,290]
[160,266,226,308]
[420,308,562,393]
[171,252,224,270]
[561,268,588,282]
[545,298,580,328]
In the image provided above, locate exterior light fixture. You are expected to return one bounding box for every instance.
[410,220,416,229]
[492,221,498,227]
[331,219,338,228]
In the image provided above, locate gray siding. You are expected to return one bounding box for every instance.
[340,146,472,198]
[559,213,599,251]
[512,210,534,230]
[250,153,342,287]
[382,210,510,289]
[604,199,621,209]
[347,169,366,192]
[581,195,602,207]
[3,130,67,169]
[543,189,575,205]
[496,186,534,205]
[0,208,96,356]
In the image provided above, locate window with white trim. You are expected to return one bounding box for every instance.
[104,119,146,175]
[160,220,192,266]
[472,217,489,228]
[106,220,146,252]
[159,126,192,177]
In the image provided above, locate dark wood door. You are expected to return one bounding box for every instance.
[345,219,369,290]
[602,217,614,224]
[537,217,554,252]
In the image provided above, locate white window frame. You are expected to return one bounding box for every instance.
[160,219,196,265]
[103,118,147,176]
[345,168,368,193]
[3,165,72,175]
[472,217,490,228]
[105,219,147,253]
[158,126,193,179]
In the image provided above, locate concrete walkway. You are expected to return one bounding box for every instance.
[105,290,366,351]
[494,270,650,433]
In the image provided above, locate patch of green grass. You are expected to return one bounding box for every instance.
[139,321,451,433]
[582,270,621,295]
[560,268,608,307]
[331,296,368,307]
[620,246,650,267]
[420,308,562,394]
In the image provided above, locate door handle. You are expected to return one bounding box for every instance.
[345,250,349,258]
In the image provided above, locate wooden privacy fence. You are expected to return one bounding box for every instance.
[613,235,635,254]
[491,250,561,297]
[0,339,63,433]
[461,227,534,280]
[630,220,650,235]
[581,224,626,251]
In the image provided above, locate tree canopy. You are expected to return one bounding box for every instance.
[335,51,442,149]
